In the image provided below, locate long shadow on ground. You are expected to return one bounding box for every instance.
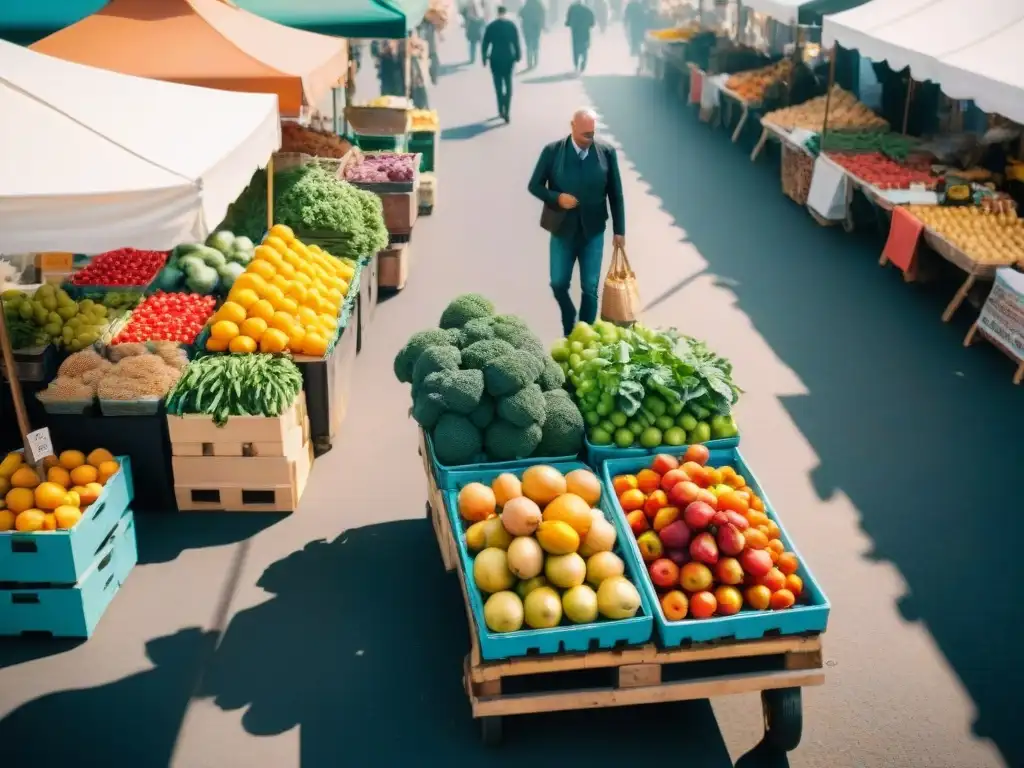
[584,74,1024,768]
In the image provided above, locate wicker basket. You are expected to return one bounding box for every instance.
[781,145,814,206]
[344,106,409,136]
[273,150,354,180]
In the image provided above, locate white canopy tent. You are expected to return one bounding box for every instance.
[822,0,1024,125]
[740,0,806,25]
[0,39,281,255]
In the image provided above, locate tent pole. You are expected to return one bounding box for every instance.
[902,77,915,135]
[405,34,413,99]
[821,46,837,141]
[266,155,275,232]
[0,303,32,450]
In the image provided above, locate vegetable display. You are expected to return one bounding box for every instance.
[222,166,389,259]
[394,294,586,466]
[2,284,110,351]
[827,152,937,190]
[112,292,216,345]
[344,153,417,184]
[458,466,643,633]
[69,248,167,288]
[165,353,304,425]
[613,449,807,619]
[280,122,353,158]
[806,131,920,161]
[203,224,356,357]
[725,59,793,103]
[161,231,255,295]
[551,321,740,449]
[36,344,186,406]
[763,86,888,132]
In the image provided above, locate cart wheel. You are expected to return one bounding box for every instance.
[762,688,802,752]
[480,715,503,746]
[424,501,433,520]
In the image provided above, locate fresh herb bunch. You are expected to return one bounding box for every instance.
[165,354,303,425]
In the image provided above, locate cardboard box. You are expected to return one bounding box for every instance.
[378,245,408,290]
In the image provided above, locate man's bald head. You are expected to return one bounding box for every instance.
[571,108,597,148]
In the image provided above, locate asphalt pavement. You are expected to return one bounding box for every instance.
[0,24,1021,768]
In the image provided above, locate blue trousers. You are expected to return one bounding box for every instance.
[550,231,604,335]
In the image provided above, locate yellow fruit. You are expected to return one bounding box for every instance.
[0,476,9,497]
[308,243,322,253]
[211,320,240,342]
[5,487,34,514]
[263,285,285,308]
[70,465,98,486]
[264,235,290,255]
[301,332,328,358]
[296,261,316,278]
[78,482,102,505]
[277,262,296,280]
[286,283,308,303]
[248,299,275,323]
[231,275,262,296]
[268,224,295,242]
[86,448,114,468]
[230,287,260,311]
[214,301,247,326]
[54,505,83,530]
[205,337,229,352]
[270,311,296,334]
[240,317,268,341]
[271,275,291,292]
[293,272,313,287]
[15,508,45,532]
[228,335,257,353]
[0,509,14,532]
[64,490,80,507]
[253,244,279,261]
[11,466,41,489]
[42,512,57,531]
[297,306,319,327]
[97,461,120,484]
[58,450,85,470]
[0,451,23,479]
[259,328,289,353]
[325,288,343,305]
[318,313,338,330]
[35,481,68,510]
[279,297,300,316]
[337,262,355,281]
[249,260,276,281]
[287,326,306,352]
[46,466,72,488]
[535,520,581,555]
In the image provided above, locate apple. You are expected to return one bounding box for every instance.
[760,567,786,592]
[636,530,664,562]
[665,548,689,567]
[724,510,749,531]
[739,548,772,578]
[626,509,649,536]
[682,444,710,466]
[689,532,719,566]
[643,490,668,519]
[683,501,716,530]
[689,590,717,618]
[660,469,689,492]
[714,585,743,615]
[679,561,713,592]
[714,557,744,585]
[651,454,679,475]
[660,589,689,620]
[652,506,680,532]
[695,488,718,507]
[745,584,771,610]
[716,523,746,556]
[648,558,680,589]
[659,519,691,550]
[668,480,700,508]
[712,510,729,527]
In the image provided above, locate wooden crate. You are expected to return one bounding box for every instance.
[380,191,418,234]
[166,393,308,457]
[378,245,409,290]
[419,429,456,571]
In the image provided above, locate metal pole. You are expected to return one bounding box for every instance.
[266,155,274,232]
[902,77,915,135]
[821,45,837,141]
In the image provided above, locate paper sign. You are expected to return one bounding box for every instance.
[25,427,54,464]
[977,268,1024,363]
[38,252,73,272]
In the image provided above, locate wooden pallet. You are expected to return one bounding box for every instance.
[166,393,308,457]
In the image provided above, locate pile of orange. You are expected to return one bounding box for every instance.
[0,448,120,533]
[205,224,356,358]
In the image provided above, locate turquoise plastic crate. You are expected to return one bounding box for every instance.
[0,510,137,638]
[0,455,133,584]
[444,460,654,661]
[584,434,740,469]
[601,449,830,647]
[424,431,579,490]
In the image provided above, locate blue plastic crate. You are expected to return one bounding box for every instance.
[0,510,137,638]
[424,431,580,490]
[444,460,654,661]
[584,434,741,470]
[0,456,134,584]
[601,449,830,648]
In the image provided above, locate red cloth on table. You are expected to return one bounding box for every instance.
[883,206,924,275]
[689,70,703,104]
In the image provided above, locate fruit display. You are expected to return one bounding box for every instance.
[0,447,120,533]
[158,231,256,294]
[203,224,357,357]
[1,284,111,351]
[68,248,167,288]
[394,294,586,466]
[409,109,439,132]
[906,205,1024,266]
[221,165,389,259]
[35,345,185,407]
[827,152,937,190]
[806,131,920,161]
[112,292,216,345]
[166,353,303,425]
[612,449,812,622]
[725,59,793,103]
[280,121,353,158]
[344,153,418,184]
[648,23,701,42]
[550,321,739,450]
[763,86,888,132]
[459,465,644,635]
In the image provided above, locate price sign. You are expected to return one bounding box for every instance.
[25,427,54,465]
[977,268,1024,363]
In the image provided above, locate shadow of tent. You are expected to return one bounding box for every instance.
[441,122,503,141]
[134,511,286,566]
[521,73,577,85]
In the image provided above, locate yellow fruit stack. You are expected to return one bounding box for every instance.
[205,224,357,358]
[0,449,119,533]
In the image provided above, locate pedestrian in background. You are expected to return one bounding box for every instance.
[482,6,521,122]
[623,0,649,61]
[519,0,546,69]
[528,108,626,335]
[461,2,485,64]
[565,0,595,73]
[593,0,609,33]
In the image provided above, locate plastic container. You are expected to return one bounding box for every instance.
[601,449,830,647]
[423,431,580,490]
[584,434,740,469]
[0,455,133,584]
[99,398,162,416]
[444,460,653,661]
[38,398,95,416]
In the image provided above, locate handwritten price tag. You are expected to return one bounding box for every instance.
[25,427,54,465]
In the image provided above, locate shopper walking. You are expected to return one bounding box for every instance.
[482,6,521,122]
[623,0,649,61]
[528,108,626,335]
[565,0,595,72]
[519,0,546,69]
[593,0,609,33]
[462,2,485,63]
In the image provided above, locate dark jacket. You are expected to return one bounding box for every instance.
[528,137,625,239]
[623,0,648,40]
[565,2,595,42]
[482,18,522,68]
[519,0,546,36]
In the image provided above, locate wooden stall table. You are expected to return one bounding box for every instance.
[963,267,1024,384]
[718,86,761,143]
[922,229,1014,323]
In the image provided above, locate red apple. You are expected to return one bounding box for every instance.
[626,509,649,536]
[658,519,691,550]
[724,510,749,531]
[714,557,744,585]
[636,530,664,562]
[665,548,690,567]
[649,557,680,589]
[712,510,729,527]
[643,490,668,519]
[716,523,746,556]
[683,501,716,530]
[679,561,713,592]
[739,548,772,578]
[714,585,743,616]
[689,532,719,566]
[651,454,679,475]
[668,480,700,508]
[660,469,689,492]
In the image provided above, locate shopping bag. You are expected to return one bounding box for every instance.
[601,245,641,325]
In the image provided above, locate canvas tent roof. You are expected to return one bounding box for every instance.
[741,0,867,27]
[0,40,280,254]
[236,0,429,39]
[823,0,1024,124]
[30,0,348,117]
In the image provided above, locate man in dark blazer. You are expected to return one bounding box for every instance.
[482,6,521,122]
[528,108,626,335]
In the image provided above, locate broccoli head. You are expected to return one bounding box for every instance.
[483,349,545,397]
[432,413,483,466]
[491,318,546,358]
[461,338,515,370]
[393,328,458,383]
[411,391,446,430]
[411,344,461,390]
[538,357,566,392]
[497,384,547,428]
[536,389,585,457]
[469,393,495,429]
[439,293,495,330]
[436,368,485,414]
[484,419,543,461]
[457,317,496,348]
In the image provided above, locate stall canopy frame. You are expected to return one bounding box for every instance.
[236,0,429,39]
[742,0,868,27]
